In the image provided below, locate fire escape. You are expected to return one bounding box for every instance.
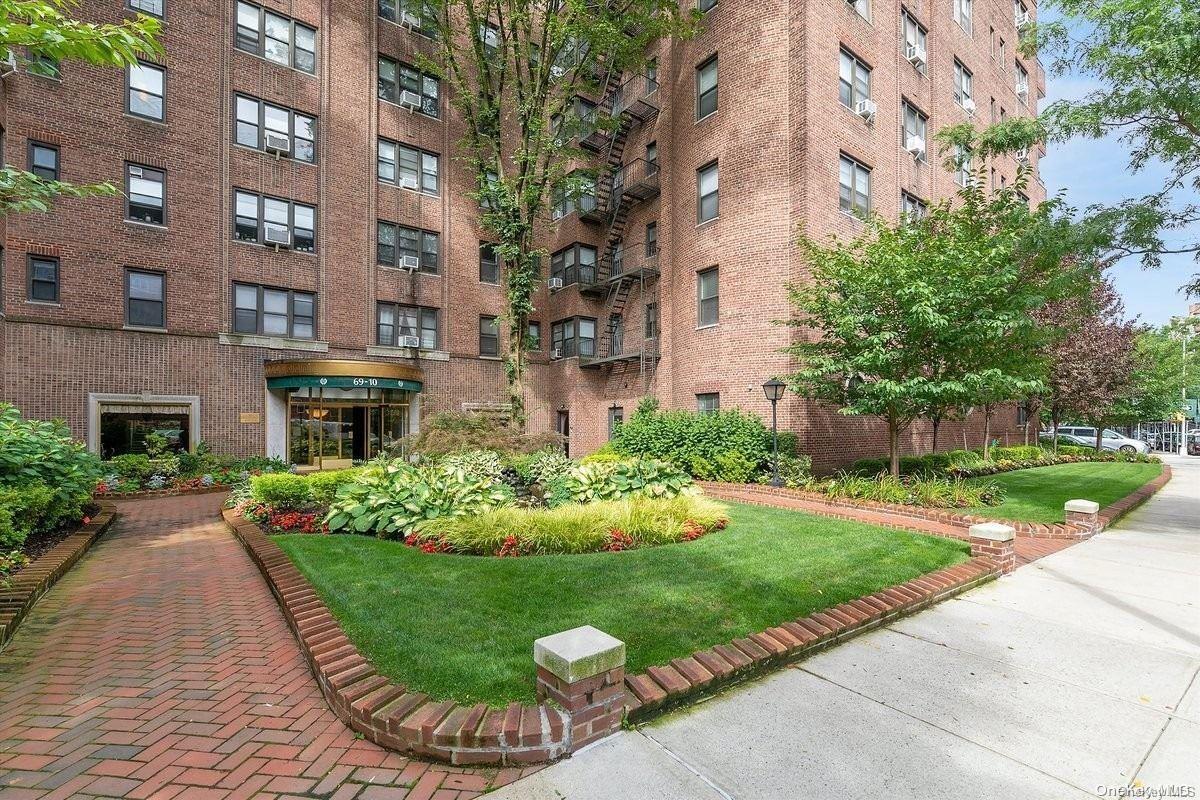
[574,74,661,388]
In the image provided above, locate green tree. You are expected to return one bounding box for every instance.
[421,1,695,428]
[1110,316,1200,424]
[784,179,1084,475]
[0,0,163,212]
[1016,0,1199,291]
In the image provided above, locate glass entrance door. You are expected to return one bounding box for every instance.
[288,387,412,470]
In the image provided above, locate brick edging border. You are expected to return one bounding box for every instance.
[700,463,1173,541]
[224,507,1004,765]
[0,501,118,651]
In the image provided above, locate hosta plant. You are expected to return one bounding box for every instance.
[556,459,695,506]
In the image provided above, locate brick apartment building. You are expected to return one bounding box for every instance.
[0,0,1045,471]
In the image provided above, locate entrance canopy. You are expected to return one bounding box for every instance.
[264,359,423,392]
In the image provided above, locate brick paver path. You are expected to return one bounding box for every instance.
[0,494,534,799]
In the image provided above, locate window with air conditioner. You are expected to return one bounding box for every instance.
[126,164,165,225]
[233,190,316,251]
[379,0,438,38]
[839,49,871,111]
[903,12,928,73]
[377,138,438,194]
[1015,61,1029,102]
[902,102,928,160]
[953,60,974,111]
[377,221,439,274]
[236,94,315,162]
[377,55,440,117]
[377,302,438,349]
[550,243,597,287]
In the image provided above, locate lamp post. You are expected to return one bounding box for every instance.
[762,379,787,487]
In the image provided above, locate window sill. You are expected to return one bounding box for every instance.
[123,113,168,128]
[234,142,317,167]
[367,345,449,361]
[380,265,441,276]
[378,180,441,199]
[696,323,718,331]
[695,110,718,126]
[696,216,720,230]
[122,325,168,333]
[233,48,318,80]
[24,300,62,307]
[479,354,503,361]
[379,15,438,40]
[233,240,319,257]
[124,219,168,232]
[218,333,328,352]
[379,97,441,121]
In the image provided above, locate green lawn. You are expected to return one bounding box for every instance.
[276,502,968,707]
[967,461,1163,523]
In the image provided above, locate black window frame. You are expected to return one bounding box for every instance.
[646,222,658,257]
[234,94,317,163]
[27,254,59,303]
[28,141,59,181]
[550,242,598,286]
[479,242,501,284]
[696,54,718,120]
[376,220,440,274]
[527,320,542,350]
[377,55,440,118]
[378,0,439,38]
[126,60,166,122]
[953,59,973,107]
[550,316,597,358]
[697,267,719,327]
[901,101,928,160]
[697,160,719,223]
[645,301,659,339]
[125,163,166,226]
[234,1,317,74]
[124,268,166,329]
[479,315,500,357]
[233,189,317,252]
[376,137,439,194]
[376,301,438,349]
[608,406,624,438]
[839,47,872,110]
[128,0,164,17]
[232,282,316,339]
[696,393,720,414]
[901,191,928,220]
[839,153,872,216]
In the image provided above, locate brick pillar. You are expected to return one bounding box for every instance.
[969,522,1017,574]
[534,625,626,752]
[1064,499,1100,535]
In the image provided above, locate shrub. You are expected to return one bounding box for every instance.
[0,404,102,538]
[0,484,54,550]
[753,453,813,487]
[250,473,312,510]
[402,412,564,458]
[439,449,505,482]
[713,451,758,483]
[991,446,1047,462]
[611,407,771,478]
[307,468,364,506]
[108,454,155,481]
[579,443,625,465]
[817,473,1003,509]
[524,448,573,482]
[324,461,516,538]
[412,495,731,555]
[558,459,694,505]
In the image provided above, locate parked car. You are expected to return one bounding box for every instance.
[1040,432,1095,449]
[1188,431,1200,457]
[1052,426,1150,454]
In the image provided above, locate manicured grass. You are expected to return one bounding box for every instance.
[967,461,1163,523]
[275,501,968,707]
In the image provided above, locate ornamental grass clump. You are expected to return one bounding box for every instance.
[410,495,731,556]
[817,473,1003,509]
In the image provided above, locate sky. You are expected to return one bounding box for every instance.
[1037,14,1198,327]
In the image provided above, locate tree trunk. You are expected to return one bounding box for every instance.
[982,405,994,460]
[888,413,900,477]
[506,321,526,431]
[931,416,941,455]
[1051,408,1061,455]
[1094,424,1103,453]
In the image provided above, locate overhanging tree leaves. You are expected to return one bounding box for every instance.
[0,0,163,213]
[421,0,695,428]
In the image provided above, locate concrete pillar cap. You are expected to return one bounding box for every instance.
[534,625,625,683]
[1064,499,1100,514]
[969,522,1016,542]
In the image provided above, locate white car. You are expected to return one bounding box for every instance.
[1054,426,1150,454]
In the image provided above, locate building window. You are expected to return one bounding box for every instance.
[696,393,720,414]
[1015,61,1029,101]
[952,0,972,34]
[550,317,596,358]
[479,242,500,283]
[698,0,716,11]
[235,2,316,73]
[953,60,973,108]
[29,142,58,180]
[479,315,500,356]
[550,174,597,220]
[27,255,59,302]
[696,55,718,120]
[377,138,439,193]
[697,161,719,223]
[645,222,658,257]
[28,52,59,79]
[377,221,439,273]
[233,283,314,338]
[125,269,165,328]
[902,12,927,73]
[697,267,718,327]
[234,95,316,162]
[377,303,437,349]
[125,164,165,225]
[902,102,927,158]
[838,49,871,109]
[378,56,440,117]
[379,0,438,38]
[527,321,542,350]
[551,243,597,286]
[901,192,928,220]
[127,62,165,121]
[645,302,659,339]
[839,154,871,216]
[954,143,973,187]
[846,0,869,19]
[233,190,316,252]
[129,0,164,16]
[608,406,624,438]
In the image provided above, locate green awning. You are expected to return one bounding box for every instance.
[267,376,422,391]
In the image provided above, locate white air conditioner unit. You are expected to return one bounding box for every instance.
[1015,10,1031,27]
[550,347,563,359]
[548,277,564,290]
[855,99,877,121]
[264,132,290,155]
[128,165,144,178]
[1015,147,1030,163]
[0,50,17,78]
[264,226,291,247]
[398,174,419,190]
[905,43,926,69]
[399,90,421,109]
[906,136,926,158]
[398,334,422,348]
[399,255,420,271]
[1016,84,1029,101]
[961,97,977,115]
[401,10,421,27]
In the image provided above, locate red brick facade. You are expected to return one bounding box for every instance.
[0,0,1045,471]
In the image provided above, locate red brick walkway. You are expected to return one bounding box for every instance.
[0,494,534,799]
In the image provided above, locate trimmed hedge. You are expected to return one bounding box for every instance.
[611,406,773,481]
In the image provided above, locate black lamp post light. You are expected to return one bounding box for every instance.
[762,378,787,487]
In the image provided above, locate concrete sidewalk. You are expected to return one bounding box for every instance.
[494,456,1200,800]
